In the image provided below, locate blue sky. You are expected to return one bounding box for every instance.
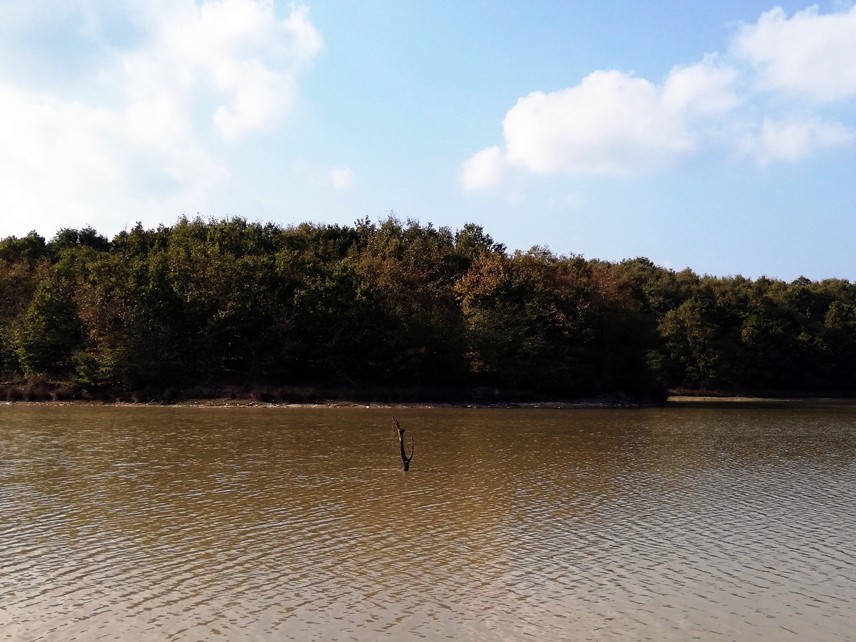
[1,1,854,280]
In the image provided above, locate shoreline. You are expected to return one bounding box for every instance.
[0,380,662,408]
[2,380,853,409]
[0,398,634,409]
[2,395,854,410]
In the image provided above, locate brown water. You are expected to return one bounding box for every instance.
[2,403,855,641]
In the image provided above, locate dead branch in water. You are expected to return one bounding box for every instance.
[393,416,414,471]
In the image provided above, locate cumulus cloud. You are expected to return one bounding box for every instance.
[733,5,856,102]
[461,5,856,191]
[742,117,854,166]
[461,59,737,187]
[131,0,322,141]
[0,1,322,237]
[0,81,225,230]
[505,65,734,176]
[661,58,739,115]
[460,146,504,191]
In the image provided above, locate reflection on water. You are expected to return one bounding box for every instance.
[2,403,855,640]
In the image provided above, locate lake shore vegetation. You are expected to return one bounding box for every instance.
[1,217,854,404]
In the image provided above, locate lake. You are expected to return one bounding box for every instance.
[2,402,855,640]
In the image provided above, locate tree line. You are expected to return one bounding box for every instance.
[1,216,854,401]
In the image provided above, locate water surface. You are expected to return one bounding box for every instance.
[2,403,855,640]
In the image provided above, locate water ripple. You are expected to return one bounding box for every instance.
[1,405,855,640]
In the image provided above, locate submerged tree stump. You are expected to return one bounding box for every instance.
[393,416,414,471]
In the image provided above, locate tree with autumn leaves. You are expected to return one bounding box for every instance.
[0,217,854,400]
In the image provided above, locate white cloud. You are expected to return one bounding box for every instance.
[328,165,354,191]
[734,5,856,102]
[462,6,856,191]
[742,117,854,166]
[0,79,226,235]
[0,1,321,238]
[462,60,737,188]
[125,0,322,141]
[662,57,739,116]
[459,145,504,191]
[503,70,693,176]
[291,160,356,191]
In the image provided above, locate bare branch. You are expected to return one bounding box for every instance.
[393,416,414,471]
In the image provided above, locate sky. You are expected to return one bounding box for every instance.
[0,1,854,281]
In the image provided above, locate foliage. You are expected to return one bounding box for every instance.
[0,217,854,399]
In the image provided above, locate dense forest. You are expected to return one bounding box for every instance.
[1,217,854,403]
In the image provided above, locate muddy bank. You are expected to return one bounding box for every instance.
[0,380,659,408]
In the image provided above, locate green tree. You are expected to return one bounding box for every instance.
[0,249,44,378]
[356,217,469,385]
[0,231,48,265]
[292,260,388,383]
[822,301,856,389]
[659,296,724,389]
[455,248,596,395]
[15,268,82,378]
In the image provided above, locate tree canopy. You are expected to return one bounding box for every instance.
[1,217,853,401]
